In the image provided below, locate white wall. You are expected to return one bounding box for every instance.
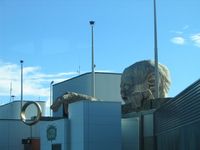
[0,100,47,150]
[69,100,121,150]
[52,72,122,117]
[95,73,122,101]
[40,100,122,150]
[0,120,40,150]
[53,73,91,100]
[0,99,122,150]
[52,73,91,117]
[0,101,46,119]
[40,119,69,150]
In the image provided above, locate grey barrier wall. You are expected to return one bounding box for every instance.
[122,110,155,150]
[155,79,200,150]
[122,117,139,150]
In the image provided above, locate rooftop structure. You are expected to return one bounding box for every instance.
[52,72,123,117]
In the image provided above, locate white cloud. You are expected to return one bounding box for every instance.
[170,30,183,35]
[170,37,185,45]
[190,33,200,48]
[0,60,78,101]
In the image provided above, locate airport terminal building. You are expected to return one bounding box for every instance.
[0,72,200,150]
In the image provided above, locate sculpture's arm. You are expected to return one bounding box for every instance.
[50,92,97,112]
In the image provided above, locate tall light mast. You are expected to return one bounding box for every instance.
[50,81,54,116]
[154,0,159,99]
[20,60,24,110]
[89,20,95,97]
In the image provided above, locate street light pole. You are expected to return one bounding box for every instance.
[20,60,24,110]
[50,81,54,117]
[10,81,12,102]
[89,20,95,97]
[154,0,159,99]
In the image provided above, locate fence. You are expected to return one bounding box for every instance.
[155,79,200,150]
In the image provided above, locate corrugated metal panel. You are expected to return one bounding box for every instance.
[155,79,200,135]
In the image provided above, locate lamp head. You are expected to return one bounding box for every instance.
[89,21,95,26]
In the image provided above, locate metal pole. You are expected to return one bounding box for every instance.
[154,0,159,99]
[50,81,54,117]
[20,60,24,110]
[89,21,95,97]
[10,81,12,102]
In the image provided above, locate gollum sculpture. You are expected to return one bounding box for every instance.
[120,60,171,111]
[51,92,97,116]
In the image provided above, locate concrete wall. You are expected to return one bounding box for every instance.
[0,119,40,150]
[69,100,121,150]
[52,73,91,117]
[122,117,139,150]
[143,114,154,150]
[95,73,122,101]
[122,110,155,150]
[39,100,121,150]
[0,118,69,150]
[53,73,91,100]
[52,72,122,117]
[0,101,46,119]
[0,101,46,150]
[0,100,121,150]
[40,119,69,150]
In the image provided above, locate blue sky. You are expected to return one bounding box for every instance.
[0,0,200,105]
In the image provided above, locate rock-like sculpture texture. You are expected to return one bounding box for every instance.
[51,92,97,116]
[121,60,171,112]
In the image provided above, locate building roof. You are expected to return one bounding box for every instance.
[53,72,122,86]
